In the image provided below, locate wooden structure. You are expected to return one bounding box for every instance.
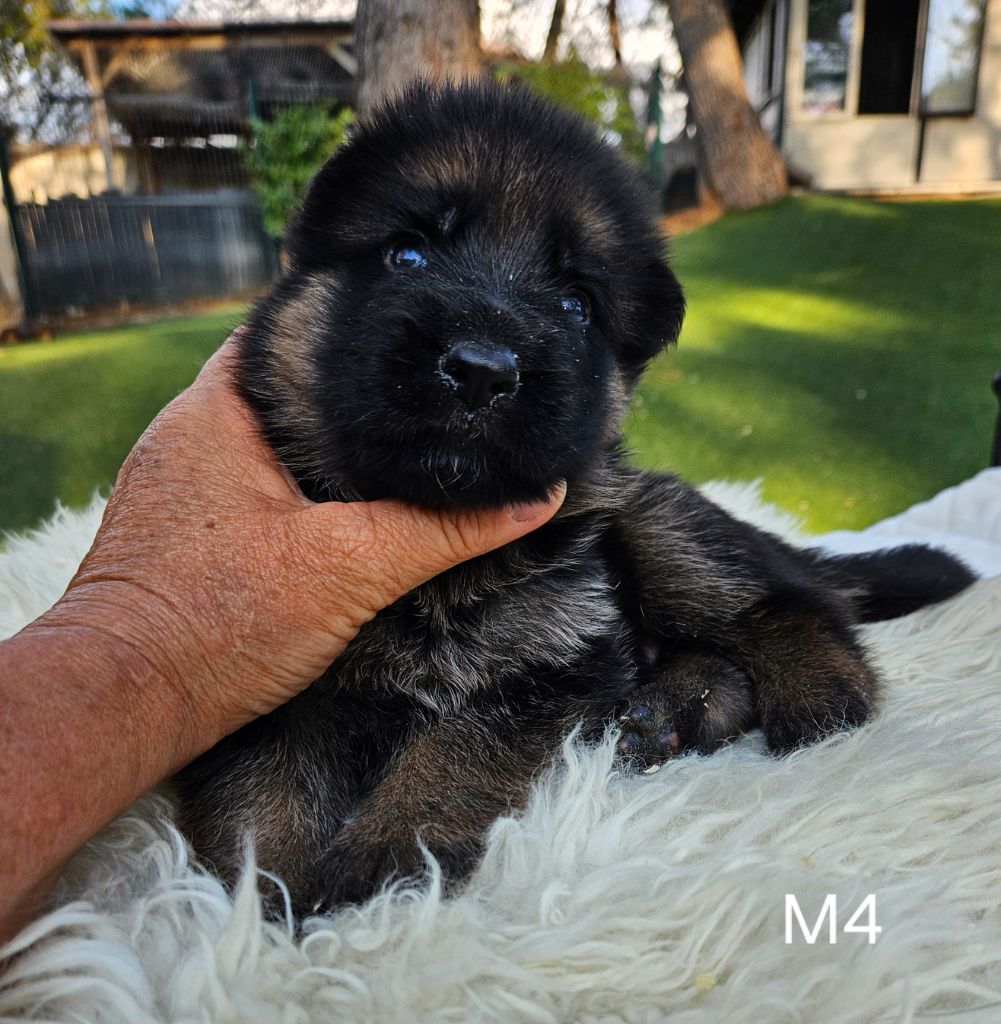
[0,18,356,323]
[48,18,356,195]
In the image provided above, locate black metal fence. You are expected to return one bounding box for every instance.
[1,85,281,321]
[15,189,274,317]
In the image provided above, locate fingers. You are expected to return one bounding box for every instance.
[304,482,567,612]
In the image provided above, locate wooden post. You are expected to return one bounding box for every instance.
[81,41,119,193]
[327,42,357,77]
[0,127,33,324]
[991,371,1001,468]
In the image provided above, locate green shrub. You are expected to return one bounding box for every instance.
[242,105,355,239]
[494,55,643,163]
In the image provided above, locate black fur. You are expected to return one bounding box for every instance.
[801,545,975,622]
[176,80,975,913]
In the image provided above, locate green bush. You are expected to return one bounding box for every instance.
[242,105,355,239]
[494,55,643,163]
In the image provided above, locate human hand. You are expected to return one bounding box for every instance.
[39,331,565,768]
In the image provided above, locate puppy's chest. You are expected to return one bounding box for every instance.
[334,557,623,704]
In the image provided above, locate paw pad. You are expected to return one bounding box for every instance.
[617,703,681,769]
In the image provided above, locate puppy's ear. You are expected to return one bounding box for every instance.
[282,129,372,272]
[622,251,685,371]
[281,155,346,272]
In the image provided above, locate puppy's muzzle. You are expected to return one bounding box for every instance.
[439,339,519,411]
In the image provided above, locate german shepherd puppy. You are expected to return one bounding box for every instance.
[177,81,973,913]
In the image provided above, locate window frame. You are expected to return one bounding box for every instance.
[794,0,987,121]
[796,0,866,119]
[916,0,988,117]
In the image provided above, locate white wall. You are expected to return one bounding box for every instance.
[9,145,132,204]
[784,117,919,189]
[744,11,771,110]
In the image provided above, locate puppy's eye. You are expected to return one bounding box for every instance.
[561,292,590,325]
[387,239,428,270]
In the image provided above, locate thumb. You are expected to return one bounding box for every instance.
[306,483,567,614]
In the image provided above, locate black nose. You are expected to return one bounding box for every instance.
[440,340,519,410]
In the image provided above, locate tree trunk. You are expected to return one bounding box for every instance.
[355,0,482,120]
[607,0,623,67]
[666,0,787,211]
[543,0,566,62]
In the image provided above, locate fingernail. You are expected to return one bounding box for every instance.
[508,481,567,523]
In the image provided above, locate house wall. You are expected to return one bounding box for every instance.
[9,145,137,204]
[9,142,249,203]
[780,0,1001,190]
[743,10,772,109]
[742,0,788,140]
[784,116,919,189]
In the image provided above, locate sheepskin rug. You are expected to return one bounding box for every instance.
[2,476,1001,1024]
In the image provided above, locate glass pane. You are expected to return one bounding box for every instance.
[803,0,855,114]
[921,0,987,113]
[858,0,921,115]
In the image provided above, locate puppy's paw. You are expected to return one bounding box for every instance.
[760,663,877,755]
[310,828,482,912]
[310,832,420,911]
[616,699,681,769]
[617,650,756,769]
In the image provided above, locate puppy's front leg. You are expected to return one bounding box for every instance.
[617,472,879,754]
[312,680,609,909]
[314,719,521,908]
[734,589,877,753]
[176,686,416,917]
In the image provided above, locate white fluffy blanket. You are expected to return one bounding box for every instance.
[2,476,1000,1024]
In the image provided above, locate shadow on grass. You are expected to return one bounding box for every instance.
[0,434,60,535]
[638,196,1001,529]
[628,319,995,531]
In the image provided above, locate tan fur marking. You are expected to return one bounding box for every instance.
[264,275,335,463]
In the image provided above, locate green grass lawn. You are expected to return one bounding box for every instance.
[1,194,999,535]
[0,305,245,533]
[629,194,1001,531]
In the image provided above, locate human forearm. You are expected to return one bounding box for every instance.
[0,599,192,942]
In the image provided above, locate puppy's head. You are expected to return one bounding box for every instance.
[240,79,684,506]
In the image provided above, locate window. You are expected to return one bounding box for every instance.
[744,1,782,108]
[920,0,987,114]
[858,0,922,114]
[766,3,779,95]
[802,0,855,114]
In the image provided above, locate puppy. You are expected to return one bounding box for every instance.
[177,80,973,912]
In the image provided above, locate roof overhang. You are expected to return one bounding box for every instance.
[48,18,354,46]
